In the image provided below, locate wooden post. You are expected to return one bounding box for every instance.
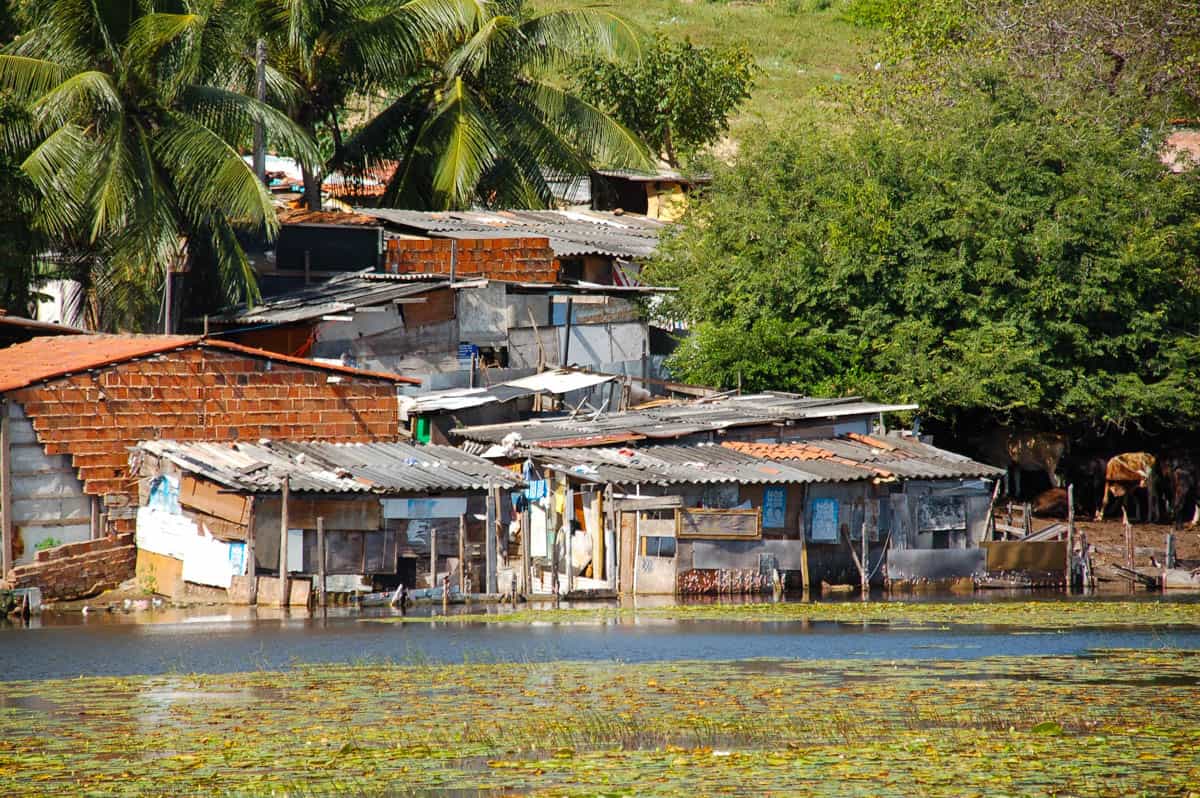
[521,509,531,596]
[90,496,101,541]
[279,476,290,608]
[0,401,11,579]
[799,511,810,600]
[246,497,258,605]
[604,484,616,589]
[1066,483,1075,593]
[485,482,497,594]
[1166,532,1176,570]
[565,484,575,595]
[551,524,560,607]
[860,519,869,600]
[457,514,467,594]
[1023,502,1033,538]
[1123,507,1135,593]
[430,526,438,590]
[316,516,326,609]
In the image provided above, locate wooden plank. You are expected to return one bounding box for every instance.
[676,508,762,540]
[612,495,682,512]
[253,497,381,536]
[618,511,636,595]
[181,476,250,525]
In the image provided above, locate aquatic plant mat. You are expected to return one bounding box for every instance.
[2,650,1198,796]
[365,599,1200,628]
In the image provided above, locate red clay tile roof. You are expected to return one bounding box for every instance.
[0,334,418,393]
[722,440,896,478]
[277,208,382,226]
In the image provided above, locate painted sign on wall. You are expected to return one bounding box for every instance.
[810,498,839,542]
[763,486,787,528]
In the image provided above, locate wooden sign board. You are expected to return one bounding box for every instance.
[676,508,761,540]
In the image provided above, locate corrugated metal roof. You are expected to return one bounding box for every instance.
[359,209,667,260]
[400,370,616,415]
[136,440,521,494]
[531,435,1000,487]
[450,394,920,446]
[216,271,446,325]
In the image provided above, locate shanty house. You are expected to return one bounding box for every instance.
[0,335,416,600]
[211,269,673,390]
[525,433,1002,595]
[131,440,520,604]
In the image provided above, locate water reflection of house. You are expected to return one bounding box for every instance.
[449,394,1002,594]
[131,440,520,605]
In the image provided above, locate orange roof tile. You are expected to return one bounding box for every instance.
[0,334,419,393]
[722,440,895,479]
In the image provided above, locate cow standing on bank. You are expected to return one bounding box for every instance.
[1096,452,1159,523]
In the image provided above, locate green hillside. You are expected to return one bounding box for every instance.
[535,0,880,143]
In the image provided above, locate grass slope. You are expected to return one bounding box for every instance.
[534,0,880,140]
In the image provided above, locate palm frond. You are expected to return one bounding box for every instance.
[518,9,641,72]
[152,110,279,234]
[179,84,321,169]
[521,79,652,170]
[0,55,72,103]
[29,69,121,130]
[19,123,94,236]
[443,13,522,78]
[426,76,498,208]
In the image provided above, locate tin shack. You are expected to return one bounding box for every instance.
[526,434,1002,595]
[131,440,520,605]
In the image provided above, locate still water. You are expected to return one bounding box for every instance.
[3,597,1199,680]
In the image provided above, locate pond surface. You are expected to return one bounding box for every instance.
[3,596,1199,680]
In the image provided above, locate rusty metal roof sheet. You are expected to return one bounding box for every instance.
[723,436,1003,482]
[135,440,521,494]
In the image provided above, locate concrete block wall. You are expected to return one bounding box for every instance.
[384,236,559,283]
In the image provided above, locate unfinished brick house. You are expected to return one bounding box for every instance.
[0,334,417,599]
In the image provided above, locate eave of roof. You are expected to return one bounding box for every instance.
[0,335,419,393]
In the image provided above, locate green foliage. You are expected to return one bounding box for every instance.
[574,33,759,167]
[647,77,1200,432]
[34,536,60,551]
[339,0,651,210]
[0,0,318,330]
[874,0,1200,121]
[0,93,41,315]
[840,0,901,28]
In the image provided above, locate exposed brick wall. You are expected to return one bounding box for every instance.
[384,236,559,283]
[5,534,136,601]
[10,346,400,531]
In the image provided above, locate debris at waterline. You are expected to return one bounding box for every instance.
[0,650,1196,796]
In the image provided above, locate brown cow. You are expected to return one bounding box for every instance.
[1096,452,1159,523]
[977,430,1068,497]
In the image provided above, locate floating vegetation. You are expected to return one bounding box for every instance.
[1,649,1198,796]
[366,599,1200,629]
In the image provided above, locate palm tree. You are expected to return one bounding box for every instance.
[253,0,483,210]
[0,0,318,330]
[336,0,652,210]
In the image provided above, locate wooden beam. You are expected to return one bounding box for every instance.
[458,514,467,594]
[485,482,497,594]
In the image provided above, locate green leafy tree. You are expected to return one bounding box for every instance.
[574,33,758,168]
[337,0,651,210]
[648,77,1200,434]
[0,0,317,330]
